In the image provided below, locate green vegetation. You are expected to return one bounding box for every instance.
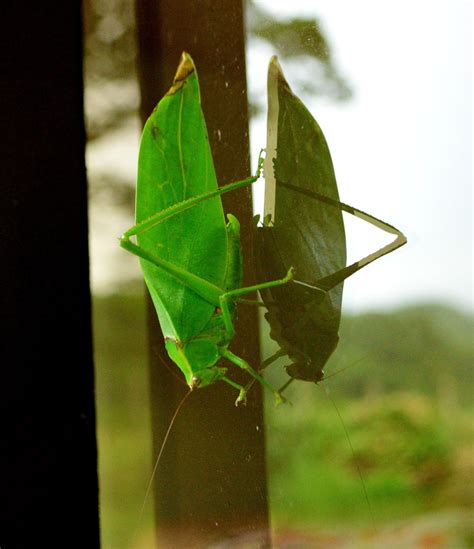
[266,390,472,523]
[94,291,473,547]
[93,291,153,547]
[332,304,472,405]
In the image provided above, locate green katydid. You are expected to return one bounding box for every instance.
[254,57,407,390]
[120,52,294,406]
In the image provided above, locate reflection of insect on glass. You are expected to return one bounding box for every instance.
[254,57,407,392]
[120,52,294,406]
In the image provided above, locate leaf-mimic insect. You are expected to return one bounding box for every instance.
[120,52,294,405]
[254,57,406,390]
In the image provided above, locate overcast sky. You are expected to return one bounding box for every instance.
[248,0,472,313]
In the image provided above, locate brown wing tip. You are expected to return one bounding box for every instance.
[166,51,195,96]
[175,51,195,81]
[268,55,290,89]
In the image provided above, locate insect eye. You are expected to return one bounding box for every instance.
[214,307,222,315]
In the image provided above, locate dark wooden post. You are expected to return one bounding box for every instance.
[135,1,270,546]
[1,5,100,548]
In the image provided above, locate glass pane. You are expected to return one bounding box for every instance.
[85,0,472,546]
[247,1,472,546]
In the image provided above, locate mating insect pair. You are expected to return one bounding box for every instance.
[120,52,406,405]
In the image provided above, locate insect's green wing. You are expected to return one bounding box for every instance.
[136,53,228,342]
[257,56,347,381]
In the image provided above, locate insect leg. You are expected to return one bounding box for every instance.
[220,349,285,406]
[279,182,407,291]
[214,268,294,405]
[261,348,287,368]
[277,377,295,394]
[121,152,265,245]
[120,236,223,305]
[120,164,268,304]
[215,268,295,403]
[236,298,267,307]
[218,267,295,340]
[244,349,289,396]
[220,376,248,406]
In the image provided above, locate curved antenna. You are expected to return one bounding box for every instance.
[131,388,192,546]
[323,383,374,526]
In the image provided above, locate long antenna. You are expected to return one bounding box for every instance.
[132,388,192,547]
[323,383,374,526]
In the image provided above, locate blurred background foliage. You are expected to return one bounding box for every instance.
[83,0,350,136]
[95,293,473,546]
[83,0,353,223]
[83,0,473,547]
